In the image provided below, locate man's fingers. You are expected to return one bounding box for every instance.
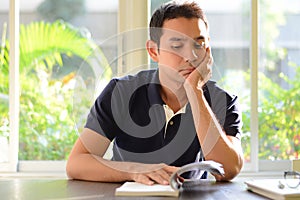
[135,174,155,185]
[204,47,213,65]
[199,47,213,76]
[147,170,170,185]
[163,165,179,175]
[130,164,178,185]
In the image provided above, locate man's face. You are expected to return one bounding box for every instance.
[157,17,209,83]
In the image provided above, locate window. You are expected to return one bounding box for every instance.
[0,0,118,171]
[1,0,300,173]
[18,0,117,161]
[149,0,300,172]
[197,0,251,165]
[258,1,300,161]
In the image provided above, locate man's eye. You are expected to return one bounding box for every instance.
[171,42,183,49]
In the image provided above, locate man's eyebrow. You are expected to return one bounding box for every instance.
[168,36,205,42]
[195,35,205,41]
[168,37,187,42]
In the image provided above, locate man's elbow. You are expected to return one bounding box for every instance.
[222,167,241,181]
[219,157,244,181]
[66,157,78,180]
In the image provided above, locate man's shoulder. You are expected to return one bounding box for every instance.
[106,69,158,93]
[205,80,224,93]
[205,80,237,101]
[116,69,157,82]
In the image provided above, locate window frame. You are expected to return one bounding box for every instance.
[0,0,20,172]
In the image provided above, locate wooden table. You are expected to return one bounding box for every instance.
[0,178,269,199]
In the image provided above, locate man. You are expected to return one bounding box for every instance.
[66,1,243,185]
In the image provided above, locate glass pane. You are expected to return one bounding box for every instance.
[150,0,251,163]
[19,0,118,160]
[205,1,251,163]
[259,0,300,160]
[0,0,9,163]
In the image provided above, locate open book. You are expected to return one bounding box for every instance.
[115,160,224,197]
[245,179,300,200]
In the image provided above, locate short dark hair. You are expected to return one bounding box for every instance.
[149,1,209,47]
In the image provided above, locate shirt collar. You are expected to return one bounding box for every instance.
[146,69,194,113]
[147,69,164,105]
[163,103,187,122]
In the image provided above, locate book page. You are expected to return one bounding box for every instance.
[115,182,179,197]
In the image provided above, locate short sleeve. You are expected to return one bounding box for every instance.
[204,81,242,139]
[84,79,121,141]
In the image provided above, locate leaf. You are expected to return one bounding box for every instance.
[19,20,106,74]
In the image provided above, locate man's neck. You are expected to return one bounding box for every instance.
[160,85,188,113]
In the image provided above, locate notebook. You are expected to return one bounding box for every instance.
[245,179,300,200]
[115,182,179,197]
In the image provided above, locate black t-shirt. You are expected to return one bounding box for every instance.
[85,69,242,167]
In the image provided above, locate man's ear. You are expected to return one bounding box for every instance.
[146,40,159,62]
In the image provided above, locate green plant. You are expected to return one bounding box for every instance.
[257,64,300,160]
[220,63,300,161]
[0,20,111,160]
[256,0,300,160]
[0,23,9,139]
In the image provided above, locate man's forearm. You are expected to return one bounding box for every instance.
[184,85,243,180]
[66,153,131,182]
[66,153,178,184]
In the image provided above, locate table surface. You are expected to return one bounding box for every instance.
[0,178,270,200]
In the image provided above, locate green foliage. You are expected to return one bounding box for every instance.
[257,64,300,160]
[0,23,9,94]
[218,70,251,162]
[0,23,9,140]
[220,64,300,161]
[0,20,111,160]
[19,75,77,160]
[228,0,298,161]
[255,0,299,160]
[19,20,98,74]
